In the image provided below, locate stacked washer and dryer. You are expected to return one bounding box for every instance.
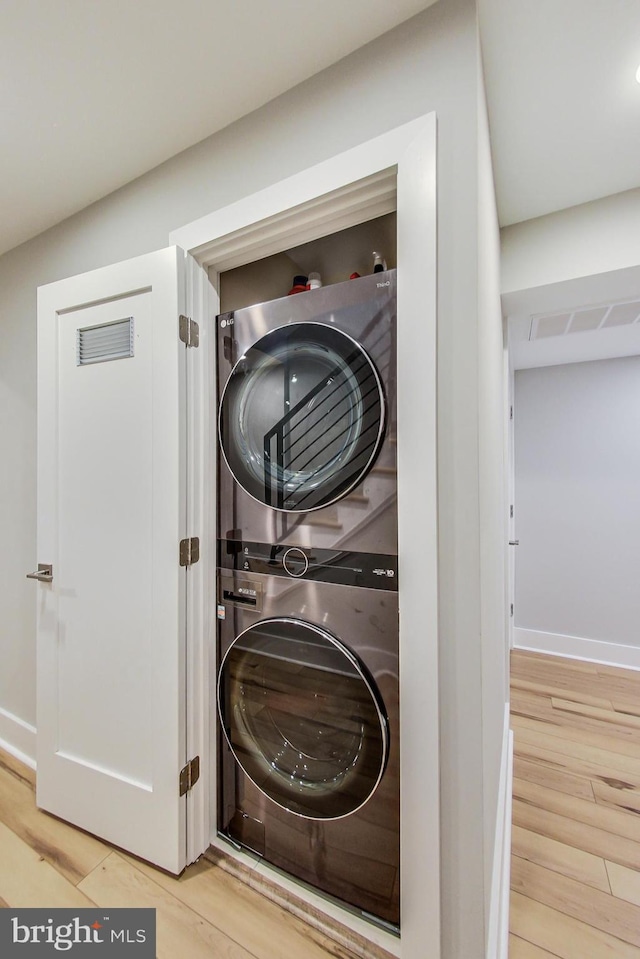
[215,270,400,929]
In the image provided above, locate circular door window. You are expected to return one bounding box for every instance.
[219,323,385,511]
[218,618,388,820]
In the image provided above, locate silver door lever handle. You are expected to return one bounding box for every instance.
[26,564,53,582]
[508,540,520,546]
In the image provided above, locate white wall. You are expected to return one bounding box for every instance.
[0,263,39,759]
[503,186,640,671]
[0,1,506,955]
[514,357,640,657]
[477,35,509,952]
[501,186,640,298]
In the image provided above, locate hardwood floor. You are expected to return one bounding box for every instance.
[510,649,640,957]
[0,749,360,959]
[5,650,639,958]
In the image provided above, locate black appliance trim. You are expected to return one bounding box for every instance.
[218,538,398,590]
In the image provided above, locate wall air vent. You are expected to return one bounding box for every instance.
[77,317,134,365]
[529,298,640,341]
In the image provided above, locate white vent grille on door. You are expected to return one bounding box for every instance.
[77,317,134,365]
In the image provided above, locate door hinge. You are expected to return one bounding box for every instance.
[510,505,514,519]
[510,405,513,420]
[179,537,200,567]
[179,756,200,797]
[179,314,199,348]
[510,603,514,617]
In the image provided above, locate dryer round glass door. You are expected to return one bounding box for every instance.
[218,323,385,511]
[218,618,389,820]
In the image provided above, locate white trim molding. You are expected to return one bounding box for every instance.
[514,628,640,671]
[170,115,432,271]
[170,112,439,958]
[0,706,36,767]
[487,706,513,959]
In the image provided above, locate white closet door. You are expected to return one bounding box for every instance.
[35,247,189,874]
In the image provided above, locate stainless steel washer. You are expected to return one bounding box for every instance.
[217,570,399,928]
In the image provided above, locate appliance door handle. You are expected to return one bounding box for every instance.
[26,564,53,582]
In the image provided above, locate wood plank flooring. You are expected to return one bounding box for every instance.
[5,649,639,959]
[510,649,640,957]
[0,749,360,959]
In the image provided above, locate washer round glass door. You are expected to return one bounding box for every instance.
[218,618,388,820]
[219,323,385,511]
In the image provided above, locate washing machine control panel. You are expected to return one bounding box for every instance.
[219,539,398,590]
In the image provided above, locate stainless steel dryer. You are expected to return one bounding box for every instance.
[216,271,397,558]
[217,568,399,928]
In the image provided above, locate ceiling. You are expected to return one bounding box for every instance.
[0,0,435,257]
[478,0,640,226]
[2,0,640,257]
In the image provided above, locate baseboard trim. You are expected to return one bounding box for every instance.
[0,707,36,767]
[486,706,513,959]
[514,627,640,672]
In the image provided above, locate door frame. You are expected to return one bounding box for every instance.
[507,349,515,651]
[172,113,439,955]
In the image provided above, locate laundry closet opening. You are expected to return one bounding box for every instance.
[211,211,402,932]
